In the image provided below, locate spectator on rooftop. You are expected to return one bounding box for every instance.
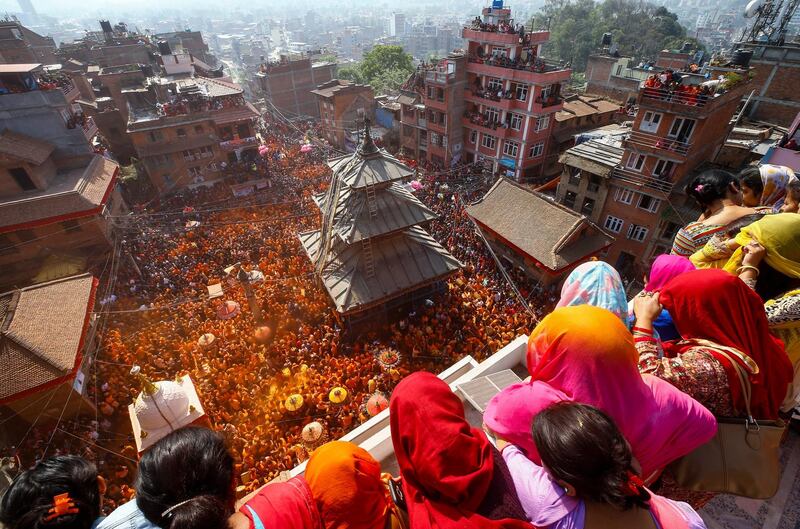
[0,455,105,529]
[483,305,716,484]
[389,372,529,529]
[738,165,798,212]
[671,170,758,257]
[490,402,706,529]
[781,182,800,213]
[634,268,793,419]
[628,255,695,341]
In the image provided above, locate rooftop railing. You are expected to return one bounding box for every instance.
[626,130,691,156]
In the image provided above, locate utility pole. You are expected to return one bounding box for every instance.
[232,263,265,325]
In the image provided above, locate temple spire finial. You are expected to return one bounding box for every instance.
[358,118,378,155]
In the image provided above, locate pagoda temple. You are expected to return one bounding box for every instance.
[299,122,462,318]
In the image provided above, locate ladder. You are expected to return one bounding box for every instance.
[362,237,375,278]
[365,179,378,219]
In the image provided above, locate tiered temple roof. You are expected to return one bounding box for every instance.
[299,123,461,315]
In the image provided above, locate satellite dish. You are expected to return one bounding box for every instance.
[744,0,763,18]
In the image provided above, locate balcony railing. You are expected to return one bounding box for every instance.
[468,55,567,75]
[220,135,258,151]
[425,71,455,84]
[612,166,674,195]
[462,27,551,47]
[535,95,563,108]
[626,130,691,156]
[81,116,97,140]
[640,86,713,107]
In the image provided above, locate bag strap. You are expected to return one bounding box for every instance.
[713,347,756,424]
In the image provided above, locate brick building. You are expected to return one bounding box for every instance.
[126,75,260,194]
[556,66,753,277]
[398,53,467,167]
[312,79,375,151]
[737,42,800,127]
[0,20,56,65]
[585,53,650,103]
[255,55,337,118]
[461,2,572,181]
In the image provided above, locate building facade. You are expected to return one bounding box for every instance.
[738,42,800,127]
[557,67,753,277]
[461,3,572,181]
[0,20,56,65]
[312,79,375,151]
[255,55,336,118]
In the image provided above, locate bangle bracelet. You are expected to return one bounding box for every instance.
[632,326,653,334]
[737,265,760,276]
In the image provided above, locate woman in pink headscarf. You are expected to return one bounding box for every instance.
[484,305,716,484]
[632,255,696,341]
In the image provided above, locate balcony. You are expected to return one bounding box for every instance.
[625,130,691,158]
[81,116,98,140]
[612,166,674,196]
[466,56,571,84]
[425,71,455,85]
[61,80,80,102]
[462,27,551,47]
[220,135,259,151]
[532,94,564,113]
[638,79,752,117]
[462,115,512,140]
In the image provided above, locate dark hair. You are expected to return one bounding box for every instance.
[787,181,800,204]
[135,427,234,529]
[686,169,739,209]
[723,212,766,239]
[532,402,650,511]
[738,167,763,198]
[0,456,101,529]
[754,262,800,302]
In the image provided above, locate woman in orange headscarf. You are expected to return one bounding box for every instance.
[306,441,403,529]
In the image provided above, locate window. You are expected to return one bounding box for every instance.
[440,113,446,125]
[627,224,649,242]
[615,187,634,204]
[653,159,674,178]
[15,229,35,242]
[183,150,194,161]
[626,153,646,172]
[491,46,508,57]
[486,77,503,92]
[535,115,550,132]
[9,167,36,191]
[568,172,581,187]
[176,128,187,138]
[587,174,601,193]
[481,134,497,149]
[61,220,82,233]
[508,113,523,131]
[430,132,440,146]
[639,111,662,133]
[668,117,696,142]
[515,84,528,101]
[148,130,163,143]
[637,194,661,213]
[604,215,624,233]
[470,130,477,144]
[529,141,545,158]
[194,125,204,134]
[485,107,500,124]
[503,140,519,157]
[564,191,577,208]
[581,197,595,216]
[188,166,202,177]
[540,84,553,99]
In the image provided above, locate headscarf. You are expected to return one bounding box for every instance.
[240,476,322,529]
[758,164,797,211]
[556,261,628,322]
[389,372,530,529]
[660,269,793,419]
[305,441,388,529]
[723,213,800,279]
[485,305,716,482]
[646,255,695,291]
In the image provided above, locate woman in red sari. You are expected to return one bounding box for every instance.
[389,372,530,529]
[633,268,792,419]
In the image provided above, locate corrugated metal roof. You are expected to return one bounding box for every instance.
[562,139,624,169]
[313,183,438,244]
[326,150,414,189]
[299,227,462,314]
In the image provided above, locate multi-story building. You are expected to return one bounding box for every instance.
[312,79,375,151]
[461,1,572,181]
[126,73,260,194]
[0,64,123,289]
[390,13,406,37]
[556,65,753,277]
[0,20,56,65]
[399,53,467,167]
[254,55,336,118]
[736,41,800,127]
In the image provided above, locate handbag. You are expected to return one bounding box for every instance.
[668,344,786,499]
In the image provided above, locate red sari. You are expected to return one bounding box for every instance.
[660,269,792,419]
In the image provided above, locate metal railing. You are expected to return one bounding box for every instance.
[535,95,563,108]
[612,166,674,194]
[626,130,691,156]
[467,55,568,74]
[639,86,713,107]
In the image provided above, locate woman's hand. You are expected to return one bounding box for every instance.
[742,240,766,267]
[633,291,662,325]
[483,423,510,451]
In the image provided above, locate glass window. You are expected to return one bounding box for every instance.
[639,111,662,133]
[615,188,634,204]
[637,194,661,213]
[481,134,497,149]
[626,153,646,171]
[581,197,595,216]
[627,224,649,242]
[503,140,519,157]
[564,191,577,208]
[470,130,477,143]
[604,215,624,233]
[515,84,528,101]
[509,113,523,131]
[535,115,550,132]
[529,141,545,158]
[486,77,503,92]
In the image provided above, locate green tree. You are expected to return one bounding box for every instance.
[359,45,414,84]
[337,64,364,84]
